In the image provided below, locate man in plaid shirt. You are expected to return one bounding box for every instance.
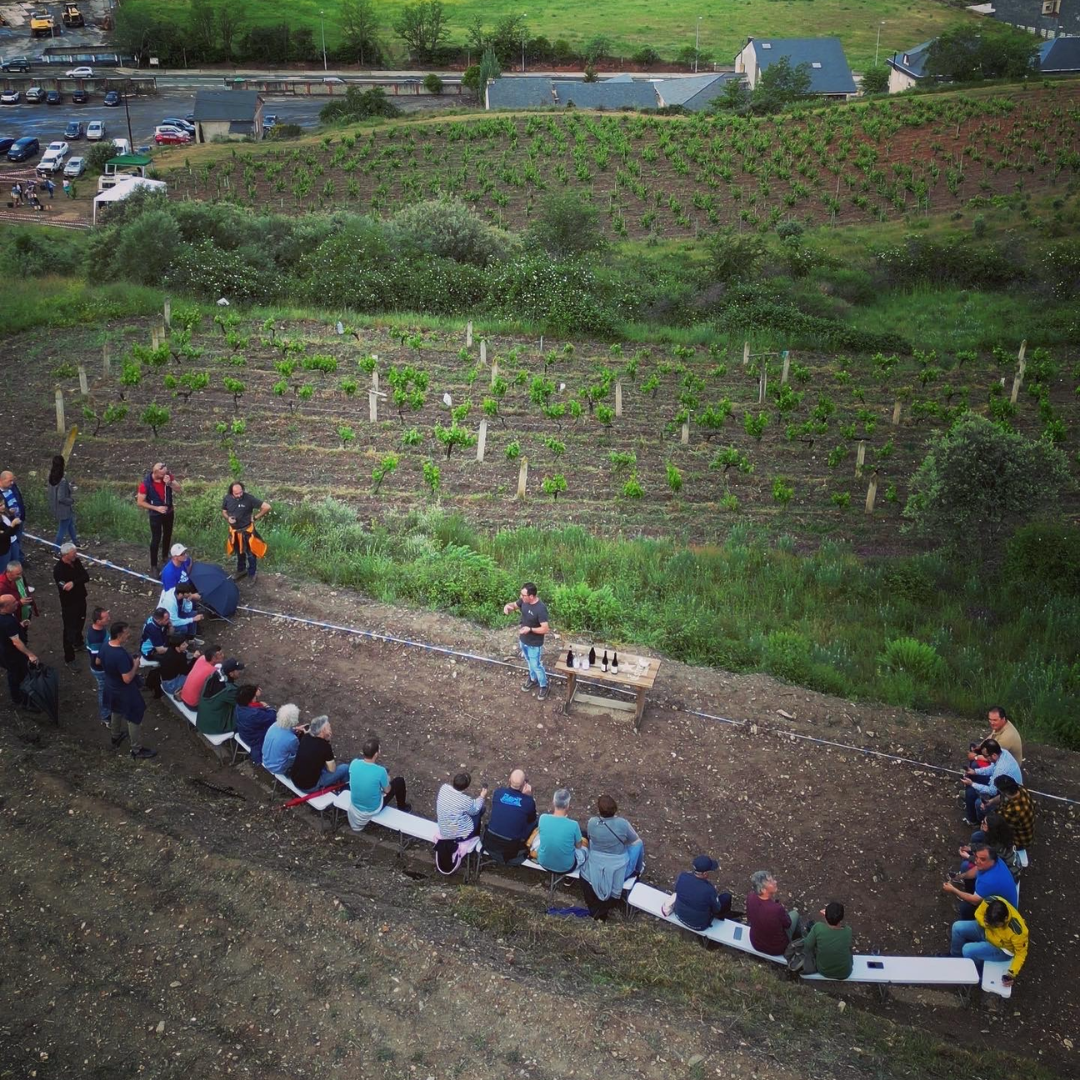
[990,774,1035,850]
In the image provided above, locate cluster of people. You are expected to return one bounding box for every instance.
[9,177,55,210]
[0,450,1040,989]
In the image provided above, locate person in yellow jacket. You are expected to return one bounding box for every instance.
[950,896,1028,988]
[221,482,270,582]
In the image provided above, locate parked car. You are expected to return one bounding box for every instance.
[25,86,45,103]
[37,139,69,173]
[155,130,190,145]
[64,120,84,140]
[103,90,120,107]
[263,114,278,128]
[161,117,195,136]
[7,136,40,162]
[86,119,105,140]
[71,88,89,104]
[63,155,85,178]
[112,138,129,154]
[65,66,94,78]
[0,136,15,155]
[0,90,21,105]
[1,56,33,73]
[46,90,63,105]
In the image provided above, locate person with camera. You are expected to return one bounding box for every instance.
[950,896,1028,990]
[136,462,180,574]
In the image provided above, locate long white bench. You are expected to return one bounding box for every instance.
[332,790,439,845]
[627,883,980,990]
[165,692,236,750]
[1016,849,1030,869]
[272,771,340,819]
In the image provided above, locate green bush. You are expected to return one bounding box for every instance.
[879,637,945,683]
[389,197,521,268]
[1004,522,1080,597]
[550,580,624,635]
[762,629,812,684]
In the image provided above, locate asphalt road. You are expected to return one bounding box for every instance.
[0,91,328,168]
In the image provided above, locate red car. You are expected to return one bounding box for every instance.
[155,130,191,145]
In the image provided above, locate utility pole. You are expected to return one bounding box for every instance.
[521,13,527,73]
[695,16,702,73]
[123,77,134,151]
[321,9,328,71]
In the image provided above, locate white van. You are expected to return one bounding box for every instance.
[112,138,130,155]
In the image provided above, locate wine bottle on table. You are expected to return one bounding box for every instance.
[612,651,619,674]
[601,650,609,672]
[588,646,596,668]
[566,647,574,668]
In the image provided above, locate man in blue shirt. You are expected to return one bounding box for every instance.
[0,471,26,565]
[664,855,733,931]
[963,740,1023,825]
[483,769,537,865]
[943,843,1018,921]
[159,544,192,594]
[533,788,586,873]
[347,736,410,832]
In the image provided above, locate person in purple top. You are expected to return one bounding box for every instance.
[746,870,801,956]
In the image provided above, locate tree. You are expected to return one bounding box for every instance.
[752,57,812,114]
[461,64,482,99]
[490,14,527,66]
[903,414,1072,557]
[340,0,381,66]
[393,1,449,62]
[861,62,890,95]
[711,76,750,114]
[925,25,1037,82]
[320,86,400,123]
[582,35,612,64]
[529,191,605,260]
[216,3,246,61]
[141,403,170,438]
[113,8,158,67]
[478,46,501,101]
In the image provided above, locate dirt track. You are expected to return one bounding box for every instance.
[0,539,1076,1077]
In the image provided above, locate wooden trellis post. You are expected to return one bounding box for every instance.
[865,472,878,514]
[1010,339,1027,405]
[680,420,690,445]
[466,321,473,347]
[368,389,386,423]
[102,342,112,376]
[516,457,528,500]
[742,340,750,367]
[476,419,487,462]
[479,339,487,366]
[781,350,791,385]
[855,440,866,477]
[163,297,172,330]
[758,366,767,404]
[78,365,88,396]
[55,389,65,433]
[892,399,902,426]
[615,380,623,417]
[151,326,161,350]
[490,361,499,388]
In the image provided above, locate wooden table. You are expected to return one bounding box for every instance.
[553,647,661,732]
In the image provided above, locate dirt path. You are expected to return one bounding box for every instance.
[2,538,1076,1076]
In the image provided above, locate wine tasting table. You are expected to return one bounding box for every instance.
[553,648,661,732]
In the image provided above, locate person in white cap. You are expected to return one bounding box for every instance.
[160,543,192,594]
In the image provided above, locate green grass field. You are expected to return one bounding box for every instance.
[129,0,972,69]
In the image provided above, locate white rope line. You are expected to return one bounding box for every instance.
[24,533,1079,807]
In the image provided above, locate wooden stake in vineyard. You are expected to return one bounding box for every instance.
[781,350,791,385]
[55,389,65,434]
[681,420,690,445]
[855,440,866,477]
[742,341,750,367]
[102,342,111,376]
[490,361,499,388]
[892,399,902,426]
[479,340,487,366]
[516,457,528,500]
[78,365,88,396]
[865,472,878,514]
[1010,339,1027,405]
[476,419,487,462]
[615,380,623,417]
[466,321,473,347]
[758,365,767,405]
[163,297,171,330]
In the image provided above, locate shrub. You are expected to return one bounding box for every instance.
[389,197,521,267]
[528,192,605,260]
[423,73,443,94]
[1004,522,1080,597]
[140,403,170,437]
[320,86,401,123]
[541,473,567,500]
[762,629,812,683]
[666,463,683,494]
[371,453,399,492]
[504,440,521,460]
[623,474,644,499]
[772,477,794,505]
[879,637,945,683]
[551,580,624,635]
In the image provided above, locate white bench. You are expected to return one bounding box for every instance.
[332,790,439,847]
[981,958,1013,998]
[232,732,252,765]
[628,884,980,993]
[1016,849,1029,869]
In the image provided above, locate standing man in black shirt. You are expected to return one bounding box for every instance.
[221,482,271,582]
[0,593,37,707]
[53,542,90,667]
[503,582,551,701]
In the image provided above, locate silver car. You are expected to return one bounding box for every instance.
[64,155,85,178]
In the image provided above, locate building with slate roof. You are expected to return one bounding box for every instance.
[485,76,658,110]
[988,0,1080,40]
[654,72,745,109]
[733,36,857,98]
[886,40,936,92]
[1038,35,1080,72]
[192,90,264,143]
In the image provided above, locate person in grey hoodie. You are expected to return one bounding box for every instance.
[47,455,78,547]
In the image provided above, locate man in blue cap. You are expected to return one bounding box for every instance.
[663,854,733,930]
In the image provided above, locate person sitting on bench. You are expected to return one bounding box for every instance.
[662,855,732,929]
[950,896,1028,988]
[196,657,243,736]
[261,704,306,776]
[158,634,197,698]
[234,684,277,766]
[347,735,410,832]
[962,739,1022,826]
[530,788,587,873]
[580,794,644,920]
[437,772,487,840]
[746,870,801,956]
[800,901,853,979]
[958,813,1021,882]
[180,643,222,708]
[942,842,1017,921]
[483,768,536,866]
[291,715,350,792]
[985,774,1034,852]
